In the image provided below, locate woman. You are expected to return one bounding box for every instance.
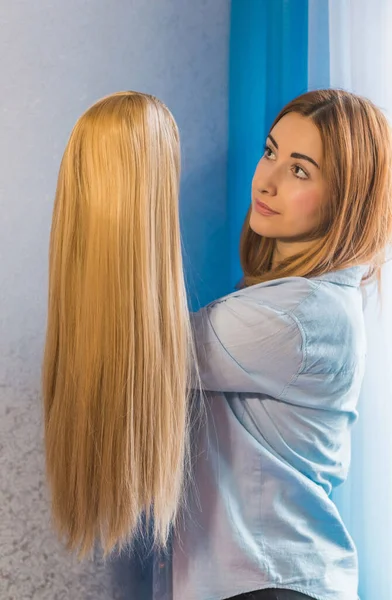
[157,90,392,600]
[42,91,197,558]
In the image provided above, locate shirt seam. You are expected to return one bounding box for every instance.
[283,280,323,376]
[211,278,321,310]
[278,281,322,399]
[278,310,307,400]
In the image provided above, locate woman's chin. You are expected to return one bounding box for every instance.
[249,212,279,238]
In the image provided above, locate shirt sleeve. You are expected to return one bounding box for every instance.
[191,293,304,397]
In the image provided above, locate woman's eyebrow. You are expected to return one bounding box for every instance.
[291,152,320,169]
[267,134,320,169]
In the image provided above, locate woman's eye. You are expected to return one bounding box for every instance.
[263,145,275,160]
[292,165,308,180]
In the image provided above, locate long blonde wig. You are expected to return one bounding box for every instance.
[240,89,392,286]
[42,91,195,558]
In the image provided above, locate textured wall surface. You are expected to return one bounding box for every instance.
[0,1,230,598]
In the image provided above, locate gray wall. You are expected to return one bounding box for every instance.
[0,1,230,598]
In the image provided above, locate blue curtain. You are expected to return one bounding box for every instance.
[228,0,308,288]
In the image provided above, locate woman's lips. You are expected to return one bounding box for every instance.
[254,200,280,216]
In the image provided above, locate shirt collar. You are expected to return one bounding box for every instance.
[235,265,369,291]
[311,265,369,287]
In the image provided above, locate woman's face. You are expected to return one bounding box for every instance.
[250,112,326,242]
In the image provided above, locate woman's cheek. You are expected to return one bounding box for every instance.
[291,189,323,228]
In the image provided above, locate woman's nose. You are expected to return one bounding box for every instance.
[253,159,280,196]
[255,173,278,196]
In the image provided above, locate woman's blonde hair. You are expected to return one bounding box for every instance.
[240,89,392,286]
[42,91,195,558]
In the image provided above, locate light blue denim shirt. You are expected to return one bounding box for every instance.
[153,266,366,600]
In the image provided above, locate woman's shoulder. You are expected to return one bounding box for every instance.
[218,275,331,324]
[225,266,366,318]
[192,267,366,394]
[233,269,366,377]
[231,275,320,316]
[212,269,366,368]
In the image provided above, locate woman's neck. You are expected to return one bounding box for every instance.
[272,239,316,269]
